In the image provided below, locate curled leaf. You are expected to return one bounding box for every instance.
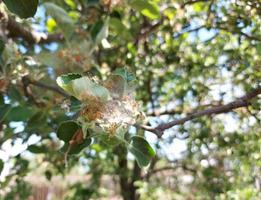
[71,77,110,102]
[128,136,155,167]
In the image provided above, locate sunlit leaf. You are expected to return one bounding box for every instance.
[130,0,160,20]
[44,2,75,39]
[109,18,132,40]
[71,76,110,102]
[56,73,82,95]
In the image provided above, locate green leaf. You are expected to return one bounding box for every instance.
[56,73,82,95]
[0,104,11,121]
[163,7,176,20]
[256,43,261,56]
[45,170,52,181]
[44,2,75,39]
[7,86,22,102]
[27,145,47,154]
[26,111,48,133]
[61,138,92,154]
[57,121,80,142]
[72,77,110,102]
[109,18,132,40]
[130,0,160,20]
[3,0,38,18]
[0,38,5,55]
[193,2,206,12]
[91,19,109,44]
[57,75,110,102]
[113,68,135,82]
[99,134,122,147]
[104,75,126,98]
[0,159,3,174]
[5,106,34,121]
[128,136,155,167]
[91,21,104,41]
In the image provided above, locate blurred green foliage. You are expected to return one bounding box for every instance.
[0,0,260,199]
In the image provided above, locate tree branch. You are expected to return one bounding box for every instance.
[0,10,64,44]
[136,87,261,137]
[22,76,70,98]
[144,165,196,179]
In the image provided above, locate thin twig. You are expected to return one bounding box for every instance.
[22,76,70,98]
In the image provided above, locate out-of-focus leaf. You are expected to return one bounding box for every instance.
[46,18,57,32]
[99,134,122,147]
[44,2,75,39]
[256,43,261,56]
[61,138,92,154]
[7,86,22,102]
[128,136,155,167]
[130,0,160,20]
[27,145,47,154]
[193,2,206,12]
[3,0,38,18]
[5,106,34,122]
[109,18,132,40]
[0,159,3,174]
[45,170,52,181]
[91,21,104,41]
[91,20,109,44]
[57,120,80,142]
[113,68,135,82]
[163,7,176,19]
[27,111,47,130]
[0,104,11,121]
[104,75,126,98]
[0,38,5,55]
[65,0,76,9]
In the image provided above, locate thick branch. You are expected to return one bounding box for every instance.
[0,10,64,44]
[22,76,69,98]
[137,87,261,137]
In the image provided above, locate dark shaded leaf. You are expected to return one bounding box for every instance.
[27,145,47,154]
[3,0,38,18]
[0,159,3,174]
[5,106,34,121]
[128,136,155,167]
[57,121,80,142]
[113,68,135,82]
[45,170,52,181]
[61,138,92,154]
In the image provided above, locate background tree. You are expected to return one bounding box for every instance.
[0,0,260,199]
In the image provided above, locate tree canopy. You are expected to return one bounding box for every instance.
[0,0,260,199]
